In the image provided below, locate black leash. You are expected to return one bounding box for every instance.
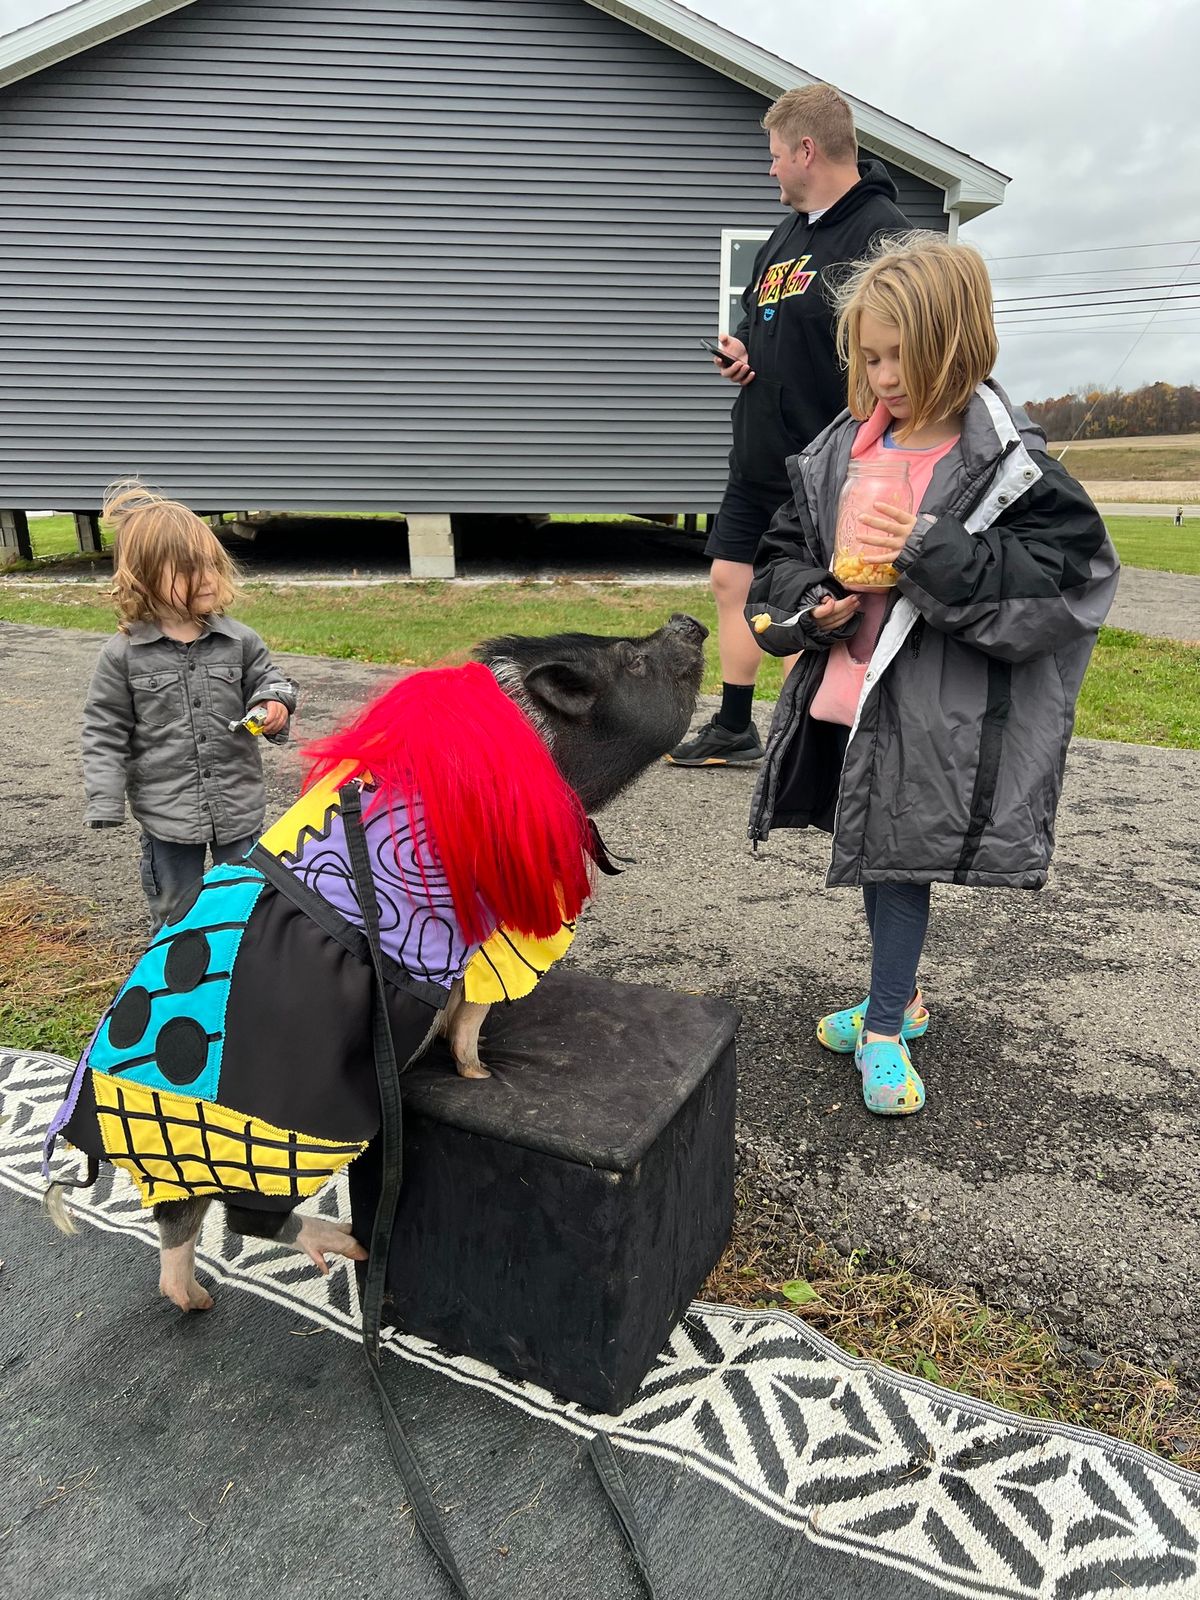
[341,780,473,1599]
[341,781,660,1600]
[588,1435,662,1600]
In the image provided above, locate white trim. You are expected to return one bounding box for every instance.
[717,226,771,335]
[585,0,1008,218]
[0,0,195,88]
[0,0,1008,222]
[945,206,961,243]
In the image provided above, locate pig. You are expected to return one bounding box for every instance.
[45,614,707,1312]
[440,613,708,1079]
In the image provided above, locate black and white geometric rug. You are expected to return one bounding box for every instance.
[3,1047,1198,1600]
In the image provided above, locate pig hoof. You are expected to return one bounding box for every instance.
[293,1216,369,1275]
[456,1060,491,1079]
[160,1273,214,1313]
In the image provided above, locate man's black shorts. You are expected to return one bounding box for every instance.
[703,472,792,564]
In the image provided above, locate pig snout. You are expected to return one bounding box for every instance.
[667,612,708,643]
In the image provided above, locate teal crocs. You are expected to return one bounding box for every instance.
[855,1035,926,1116]
[816,990,929,1054]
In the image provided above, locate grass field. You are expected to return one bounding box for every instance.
[1055,444,1200,480]
[1,580,1197,749]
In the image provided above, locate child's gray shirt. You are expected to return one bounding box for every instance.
[82,614,298,844]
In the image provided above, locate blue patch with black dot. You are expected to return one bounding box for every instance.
[85,862,266,1104]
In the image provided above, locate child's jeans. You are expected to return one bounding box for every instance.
[862,883,931,1035]
[139,832,258,934]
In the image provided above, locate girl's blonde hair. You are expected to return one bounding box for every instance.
[835,232,998,433]
[104,479,237,628]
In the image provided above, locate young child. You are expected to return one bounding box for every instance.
[745,234,1119,1116]
[82,481,297,930]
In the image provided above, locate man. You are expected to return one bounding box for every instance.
[667,84,909,767]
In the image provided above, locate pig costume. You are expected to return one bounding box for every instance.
[44,663,593,1216]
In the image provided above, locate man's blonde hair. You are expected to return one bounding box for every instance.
[835,233,998,432]
[762,84,857,163]
[104,479,237,628]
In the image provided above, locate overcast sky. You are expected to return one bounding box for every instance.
[691,0,1200,404]
[2,0,1197,404]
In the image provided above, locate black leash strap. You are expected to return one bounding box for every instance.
[588,1435,662,1600]
[340,781,473,1600]
[342,781,658,1600]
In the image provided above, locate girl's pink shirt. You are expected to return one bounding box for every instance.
[847,405,959,664]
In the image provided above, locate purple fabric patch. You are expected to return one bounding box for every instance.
[282,796,480,986]
[42,1010,106,1177]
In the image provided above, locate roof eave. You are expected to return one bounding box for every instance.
[0,0,1010,221]
[586,0,1009,217]
[0,0,196,90]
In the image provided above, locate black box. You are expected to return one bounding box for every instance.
[350,969,739,1413]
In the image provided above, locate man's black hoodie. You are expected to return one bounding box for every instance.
[729,159,908,495]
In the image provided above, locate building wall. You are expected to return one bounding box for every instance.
[0,0,949,511]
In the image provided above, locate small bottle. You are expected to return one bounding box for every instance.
[832,458,913,591]
[228,703,270,736]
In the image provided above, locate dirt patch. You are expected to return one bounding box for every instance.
[1078,477,1200,502]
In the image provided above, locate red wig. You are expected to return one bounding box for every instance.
[302,663,593,944]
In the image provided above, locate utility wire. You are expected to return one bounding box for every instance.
[999,326,1200,338]
[1052,242,1200,461]
[995,281,1200,307]
[996,295,1200,320]
[992,263,1194,284]
[983,238,1200,262]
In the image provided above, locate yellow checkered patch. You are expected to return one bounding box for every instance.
[91,1071,367,1206]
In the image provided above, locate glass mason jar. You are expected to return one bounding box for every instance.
[831,458,913,591]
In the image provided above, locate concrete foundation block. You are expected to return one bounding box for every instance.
[406,513,456,579]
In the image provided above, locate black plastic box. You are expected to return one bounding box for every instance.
[350,969,739,1413]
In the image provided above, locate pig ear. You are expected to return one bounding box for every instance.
[522,661,601,720]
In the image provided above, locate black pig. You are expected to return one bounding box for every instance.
[478,612,707,811]
[46,616,707,1312]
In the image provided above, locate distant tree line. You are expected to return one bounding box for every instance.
[1023,382,1200,439]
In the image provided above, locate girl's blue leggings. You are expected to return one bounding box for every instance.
[862,883,931,1035]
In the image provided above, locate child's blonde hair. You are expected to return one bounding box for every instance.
[104,479,237,629]
[835,232,998,434]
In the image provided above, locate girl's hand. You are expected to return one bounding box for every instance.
[857,500,918,557]
[258,700,289,736]
[811,594,860,632]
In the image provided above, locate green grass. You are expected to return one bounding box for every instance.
[1,581,1198,747]
[0,580,778,702]
[1104,516,1200,576]
[1077,626,1200,745]
[22,512,114,560]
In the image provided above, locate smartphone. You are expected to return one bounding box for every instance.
[700,337,737,367]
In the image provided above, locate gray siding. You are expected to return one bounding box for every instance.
[0,0,949,511]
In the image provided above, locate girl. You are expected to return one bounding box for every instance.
[82,480,297,930]
[745,234,1119,1116]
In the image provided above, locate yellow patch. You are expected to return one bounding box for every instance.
[462,923,575,1004]
[257,766,360,863]
[91,1072,367,1207]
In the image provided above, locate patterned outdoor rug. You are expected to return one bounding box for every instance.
[3,1046,1198,1600]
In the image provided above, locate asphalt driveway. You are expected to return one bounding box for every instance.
[1,598,1197,1379]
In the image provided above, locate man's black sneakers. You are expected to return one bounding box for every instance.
[664,716,764,766]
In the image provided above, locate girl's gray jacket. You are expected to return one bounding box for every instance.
[81,614,298,844]
[746,381,1119,889]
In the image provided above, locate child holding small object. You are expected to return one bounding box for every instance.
[746,235,1118,1116]
[82,480,297,931]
